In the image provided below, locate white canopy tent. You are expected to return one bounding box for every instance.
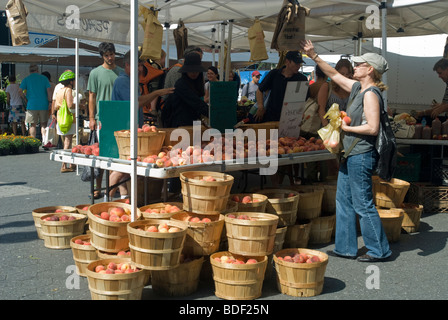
[3,0,447,219]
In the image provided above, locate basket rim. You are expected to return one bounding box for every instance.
[274,248,329,265]
[32,206,78,214]
[127,219,188,238]
[85,258,146,280]
[224,212,279,225]
[40,213,87,225]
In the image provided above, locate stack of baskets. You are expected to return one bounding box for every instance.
[211,210,278,300]
[372,176,413,242]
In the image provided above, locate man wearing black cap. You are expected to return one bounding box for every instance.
[254,51,308,122]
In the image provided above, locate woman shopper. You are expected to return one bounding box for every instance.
[161,52,209,128]
[52,70,76,173]
[5,75,27,136]
[204,66,219,105]
[301,40,392,262]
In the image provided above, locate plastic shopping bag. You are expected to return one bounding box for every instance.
[318,103,342,154]
[42,118,59,146]
[56,98,73,134]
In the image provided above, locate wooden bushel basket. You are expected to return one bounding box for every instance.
[400,203,423,233]
[87,202,139,253]
[85,258,149,300]
[114,129,166,160]
[229,193,268,212]
[266,226,287,279]
[151,256,204,297]
[32,206,77,239]
[210,251,267,300]
[180,171,234,213]
[372,176,410,208]
[291,185,324,220]
[139,202,184,220]
[70,235,98,277]
[127,219,187,270]
[314,181,337,214]
[40,213,87,249]
[225,212,279,256]
[377,208,404,242]
[170,212,224,256]
[274,248,329,297]
[257,189,299,226]
[309,213,336,244]
[97,250,131,260]
[284,219,313,248]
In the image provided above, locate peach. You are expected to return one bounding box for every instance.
[105,268,115,274]
[109,215,121,222]
[55,209,63,213]
[343,116,351,125]
[95,265,105,273]
[124,268,135,273]
[110,207,125,217]
[227,214,236,219]
[168,227,181,233]
[82,206,89,211]
[121,214,130,222]
[231,195,240,202]
[159,227,169,233]
[74,239,84,245]
[117,251,127,256]
[241,196,252,204]
[120,263,130,271]
[107,262,117,270]
[310,255,321,263]
[155,159,165,168]
[83,242,91,245]
[246,259,257,264]
[146,225,158,232]
[220,255,229,262]
[190,217,200,223]
[201,218,211,223]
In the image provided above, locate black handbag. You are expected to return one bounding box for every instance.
[80,130,101,182]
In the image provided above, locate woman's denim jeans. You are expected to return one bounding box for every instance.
[334,150,392,258]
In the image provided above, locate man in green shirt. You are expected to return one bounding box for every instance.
[87,42,124,199]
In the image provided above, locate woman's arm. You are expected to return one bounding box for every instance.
[341,91,380,136]
[301,40,356,94]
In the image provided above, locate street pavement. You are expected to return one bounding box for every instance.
[0,150,447,305]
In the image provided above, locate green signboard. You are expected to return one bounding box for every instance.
[209,81,238,133]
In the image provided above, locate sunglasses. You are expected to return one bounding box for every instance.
[354,62,369,68]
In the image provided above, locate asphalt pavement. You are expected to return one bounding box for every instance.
[0,149,447,305]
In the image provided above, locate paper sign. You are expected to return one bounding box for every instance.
[278,81,308,138]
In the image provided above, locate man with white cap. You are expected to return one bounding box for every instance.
[301,40,392,263]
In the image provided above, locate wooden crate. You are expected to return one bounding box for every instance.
[407,183,448,213]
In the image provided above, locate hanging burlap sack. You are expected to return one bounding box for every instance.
[271,0,310,52]
[140,6,163,61]
[173,20,188,60]
[6,0,30,46]
[248,19,268,62]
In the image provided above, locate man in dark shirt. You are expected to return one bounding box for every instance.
[254,51,308,122]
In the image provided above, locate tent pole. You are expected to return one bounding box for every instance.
[211,26,216,67]
[219,22,226,81]
[381,1,388,109]
[130,0,139,221]
[75,37,80,175]
[225,20,233,82]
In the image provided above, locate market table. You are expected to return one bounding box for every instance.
[50,149,336,202]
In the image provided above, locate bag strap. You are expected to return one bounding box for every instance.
[341,137,360,160]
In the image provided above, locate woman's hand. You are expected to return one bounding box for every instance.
[300,40,317,59]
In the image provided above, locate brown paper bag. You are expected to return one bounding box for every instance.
[271,1,309,52]
[248,19,268,62]
[6,0,30,46]
[140,6,163,61]
[173,20,188,60]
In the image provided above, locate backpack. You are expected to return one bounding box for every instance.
[139,60,166,113]
[370,87,397,181]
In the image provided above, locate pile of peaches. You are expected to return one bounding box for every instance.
[42,214,79,222]
[73,238,91,245]
[143,204,182,214]
[276,252,322,264]
[93,207,131,222]
[93,261,140,274]
[71,142,100,156]
[231,195,262,204]
[213,255,259,265]
[142,222,182,233]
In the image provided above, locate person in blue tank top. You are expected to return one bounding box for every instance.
[302,40,392,263]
